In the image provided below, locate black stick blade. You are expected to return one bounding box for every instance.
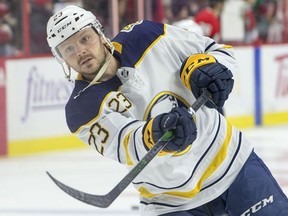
[46,171,112,208]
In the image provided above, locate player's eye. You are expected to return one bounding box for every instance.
[81,35,90,43]
[65,45,75,53]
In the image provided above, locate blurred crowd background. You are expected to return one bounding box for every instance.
[0,0,286,57]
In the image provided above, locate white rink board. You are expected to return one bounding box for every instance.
[6,58,73,140]
[225,47,255,117]
[4,44,288,145]
[261,44,288,113]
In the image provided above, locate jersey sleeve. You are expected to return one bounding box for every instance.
[111,20,165,67]
[162,23,237,74]
[65,76,121,133]
[65,77,153,167]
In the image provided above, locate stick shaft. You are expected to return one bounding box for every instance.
[47,89,212,208]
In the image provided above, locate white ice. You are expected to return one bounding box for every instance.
[0,125,287,216]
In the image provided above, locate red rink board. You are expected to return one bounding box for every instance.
[0,59,7,156]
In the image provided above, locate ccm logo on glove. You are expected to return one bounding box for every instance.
[180,54,234,108]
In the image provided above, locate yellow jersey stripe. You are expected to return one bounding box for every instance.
[112,42,123,54]
[123,131,134,166]
[138,120,233,199]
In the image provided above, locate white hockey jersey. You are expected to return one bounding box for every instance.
[65,20,253,216]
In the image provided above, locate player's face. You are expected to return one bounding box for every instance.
[57,26,107,81]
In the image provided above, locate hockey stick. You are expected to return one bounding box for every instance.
[46,89,212,208]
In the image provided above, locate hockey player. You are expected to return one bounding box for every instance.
[46,5,288,216]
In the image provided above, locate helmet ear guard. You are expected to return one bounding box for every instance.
[51,47,63,64]
[50,47,73,82]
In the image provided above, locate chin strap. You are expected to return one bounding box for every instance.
[73,37,115,99]
[61,63,74,83]
[73,53,112,99]
[89,51,112,85]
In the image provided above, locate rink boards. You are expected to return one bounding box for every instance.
[0,44,288,156]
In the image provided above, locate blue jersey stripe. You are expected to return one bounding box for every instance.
[117,120,139,163]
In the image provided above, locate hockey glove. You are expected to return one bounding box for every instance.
[180,54,234,108]
[143,107,197,152]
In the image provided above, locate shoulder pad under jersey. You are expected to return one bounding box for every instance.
[112,20,165,67]
[65,76,122,133]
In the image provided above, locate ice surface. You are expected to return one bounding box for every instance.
[0,125,287,216]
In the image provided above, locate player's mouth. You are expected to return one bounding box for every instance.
[80,57,93,66]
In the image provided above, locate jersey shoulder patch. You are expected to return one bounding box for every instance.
[112,20,165,67]
[65,76,122,133]
[121,20,143,32]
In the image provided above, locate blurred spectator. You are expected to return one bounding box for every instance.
[53,0,82,12]
[4,0,22,55]
[254,0,282,43]
[152,0,165,22]
[0,1,14,56]
[82,0,111,37]
[0,0,287,58]
[243,0,259,44]
[171,0,203,35]
[85,0,165,38]
[162,0,174,23]
[266,1,282,43]
[119,0,131,29]
[0,1,8,16]
[194,0,226,42]
[118,0,164,28]
[29,0,53,54]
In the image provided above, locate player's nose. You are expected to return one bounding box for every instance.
[76,43,87,56]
